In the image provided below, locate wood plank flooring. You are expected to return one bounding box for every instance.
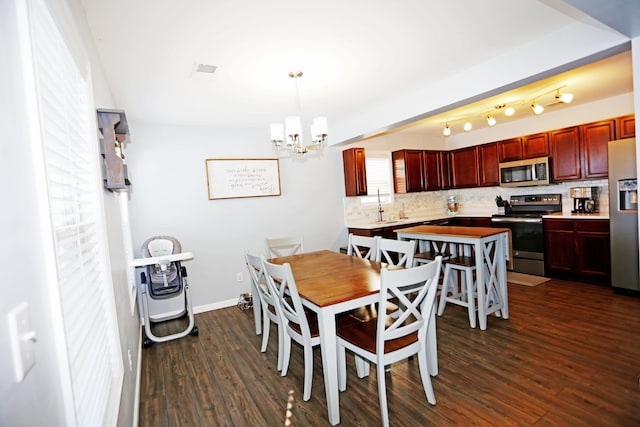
[139,279,640,426]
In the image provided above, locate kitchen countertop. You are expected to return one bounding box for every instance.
[346,211,497,230]
[543,212,610,220]
[347,211,610,229]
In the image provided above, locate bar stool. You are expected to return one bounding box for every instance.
[438,255,477,328]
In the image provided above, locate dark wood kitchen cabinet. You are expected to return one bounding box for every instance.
[439,151,452,189]
[616,114,635,138]
[544,218,610,284]
[580,119,615,179]
[522,132,550,159]
[478,142,499,186]
[342,147,368,196]
[450,146,479,188]
[550,126,581,181]
[422,150,441,191]
[393,150,424,193]
[498,133,549,162]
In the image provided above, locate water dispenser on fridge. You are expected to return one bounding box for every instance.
[618,178,638,211]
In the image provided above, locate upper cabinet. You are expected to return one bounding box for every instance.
[550,119,615,182]
[522,132,550,159]
[579,119,615,179]
[422,150,441,191]
[616,114,636,139]
[342,147,368,196]
[451,146,480,188]
[550,126,581,181]
[498,133,549,162]
[478,142,500,186]
[498,137,523,162]
[392,150,424,193]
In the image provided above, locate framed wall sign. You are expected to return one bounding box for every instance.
[205,158,281,200]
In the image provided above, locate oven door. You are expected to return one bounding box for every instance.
[491,216,545,275]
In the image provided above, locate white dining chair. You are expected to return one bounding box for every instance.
[336,256,442,427]
[245,252,285,370]
[346,234,379,260]
[265,234,304,258]
[376,237,416,267]
[262,259,320,401]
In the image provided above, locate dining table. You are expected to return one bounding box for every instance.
[395,225,511,330]
[267,249,439,426]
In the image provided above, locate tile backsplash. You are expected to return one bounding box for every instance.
[344,179,609,225]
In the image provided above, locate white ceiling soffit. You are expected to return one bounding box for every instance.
[80,0,633,144]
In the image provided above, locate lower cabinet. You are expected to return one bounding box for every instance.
[544,218,610,284]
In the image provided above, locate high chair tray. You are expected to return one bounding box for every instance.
[130,252,194,267]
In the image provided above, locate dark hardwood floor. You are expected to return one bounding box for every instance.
[139,279,640,426]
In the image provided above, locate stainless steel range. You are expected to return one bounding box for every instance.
[491,194,562,276]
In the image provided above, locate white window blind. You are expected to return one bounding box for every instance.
[27,0,123,425]
[365,153,392,195]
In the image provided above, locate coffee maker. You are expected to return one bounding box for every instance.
[570,186,599,213]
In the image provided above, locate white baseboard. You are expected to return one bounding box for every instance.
[133,327,142,427]
[194,298,237,314]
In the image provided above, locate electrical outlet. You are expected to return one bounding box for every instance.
[236,272,243,282]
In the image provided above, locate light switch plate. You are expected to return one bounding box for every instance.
[8,302,36,382]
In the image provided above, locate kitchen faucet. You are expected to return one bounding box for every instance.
[377,189,384,222]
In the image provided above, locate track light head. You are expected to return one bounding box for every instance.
[443,124,451,136]
[487,115,496,126]
[531,102,544,115]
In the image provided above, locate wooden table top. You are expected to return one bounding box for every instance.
[268,250,395,308]
[395,225,509,238]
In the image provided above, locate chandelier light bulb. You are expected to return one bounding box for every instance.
[463,121,472,132]
[443,124,451,136]
[487,115,496,126]
[504,106,515,117]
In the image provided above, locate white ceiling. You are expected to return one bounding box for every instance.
[79,0,639,143]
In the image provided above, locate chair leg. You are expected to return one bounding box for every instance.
[465,269,477,329]
[280,334,292,377]
[376,361,390,427]
[355,355,370,378]
[302,343,314,401]
[260,313,270,353]
[276,322,284,371]
[438,264,452,316]
[338,344,347,391]
[418,347,437,405]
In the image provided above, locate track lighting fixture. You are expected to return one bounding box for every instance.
[443,124,451,136]
[530,102,544,115]
[487,115,496,126]
[555,89,573,103]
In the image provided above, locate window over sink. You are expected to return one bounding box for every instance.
[362,151,393,204]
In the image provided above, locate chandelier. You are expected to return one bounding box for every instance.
[270,70,327,155]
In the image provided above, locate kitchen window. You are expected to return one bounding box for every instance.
[361,151,393,204]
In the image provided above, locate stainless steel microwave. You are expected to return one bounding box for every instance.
[499,157,550,187]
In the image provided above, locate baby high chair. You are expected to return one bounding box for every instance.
[132,236,198,347]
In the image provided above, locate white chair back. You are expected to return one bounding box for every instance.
[377,257,442,353]
[265,235,304,258]
[246,252,285,368]
[377,238,416,267]
[346,234,379,260]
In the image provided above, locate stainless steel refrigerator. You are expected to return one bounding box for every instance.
[608,137,640,291]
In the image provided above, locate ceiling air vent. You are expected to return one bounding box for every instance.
[191,62,217,80]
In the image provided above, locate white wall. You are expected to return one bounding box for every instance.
[125,124,347,308]
[0,0,141,426]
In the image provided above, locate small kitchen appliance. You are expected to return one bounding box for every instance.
[569,186,599,213]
